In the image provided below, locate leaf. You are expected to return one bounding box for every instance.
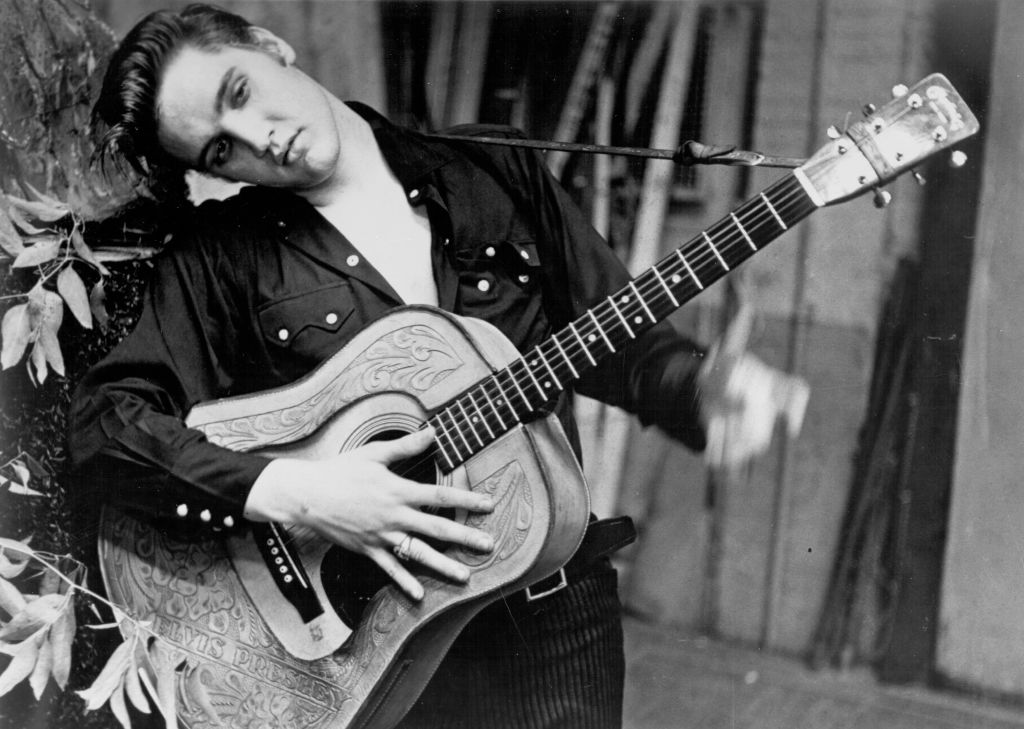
[7,193,69,223]
[12,236,62,268]
[0,631,41,697]
[124,662,150,714]
[39,569,60,596]
[22,183,69,212]
[57,266,93,329]
[10,462,29,487]
[109,678,131,729]
[6,205,47,235]
[92,246,160,262]
[0,578,27,618]
[6,482,45,497]
[49,596,74,690]
[27,287,65,379]
[1,304,31,370]
[0,538,33,579]
[70,229,110,276]
[77,637,134,711]
[149,642,181,729]
[29,627,54,699]
[184,662,222,726]
[89,281,109,332]
[0,593,64,642]
[30,342,48,385]
[0,206,24,257]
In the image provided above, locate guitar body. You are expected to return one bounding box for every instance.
[98,306,591,729]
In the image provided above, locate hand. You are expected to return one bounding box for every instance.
[244,428,495,601]
[698,304,810,472]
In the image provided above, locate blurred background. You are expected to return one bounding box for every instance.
[3,0,1024,727]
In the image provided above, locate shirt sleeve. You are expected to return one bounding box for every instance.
[68,210,270,532]
[513,143,708,450]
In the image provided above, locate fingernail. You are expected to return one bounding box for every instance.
[480,499,495,512]
[477,535,495,551]
[411,585,424,601]
[456,568,471,582]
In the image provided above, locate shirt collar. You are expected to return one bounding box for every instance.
[346,102,453,189]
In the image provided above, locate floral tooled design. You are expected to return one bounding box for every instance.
[201,324,464,450]
[461,462,532,567]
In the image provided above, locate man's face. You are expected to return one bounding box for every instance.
[156,43,341,190]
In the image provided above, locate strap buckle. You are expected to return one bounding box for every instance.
[524,567,568,602]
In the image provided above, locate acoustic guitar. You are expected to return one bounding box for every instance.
[97,74,977,729]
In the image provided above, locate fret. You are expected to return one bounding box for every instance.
[607,295,635,338]
[761,192,787,230]
[506,368,535,413]
[731,212,757,252]
[448,405,473,452]
[553,333,579,378]
[521,356,547,398]
[490,374,520,423]
[468,389,496,439]
[702,232,729,270]
[674,249,704,289]
[534,345,563,391]
[569,321,597,366]
[629,281,656,323]
[588,309,615,353]
[433,412,461,467]
[484,376,510,428]
[652,267,679,307]
[456,399,483,448]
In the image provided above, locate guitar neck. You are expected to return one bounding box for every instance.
[428,172,818,471]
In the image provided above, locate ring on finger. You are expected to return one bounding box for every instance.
[394,535,414,561]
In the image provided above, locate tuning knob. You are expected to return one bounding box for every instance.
[892,83,909,98]
[950,150,968,168]
[873,188,893,208]
[913,171,927,186]
[862,103,877,116]
[826,125,842,140]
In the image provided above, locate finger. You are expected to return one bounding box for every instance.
[405,484,494,513]
[405,510,495,553]
[370,547,425,601]
[705,302,755,370]
[364,427,436,464]
[391,534,472,584]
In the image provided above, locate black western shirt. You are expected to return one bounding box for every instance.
[69,104,706,533]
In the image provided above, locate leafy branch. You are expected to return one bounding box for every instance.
[0,536,212,729]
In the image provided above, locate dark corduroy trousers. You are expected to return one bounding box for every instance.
[399,558,625,729]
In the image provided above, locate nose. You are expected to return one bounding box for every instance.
[221,110,275,160]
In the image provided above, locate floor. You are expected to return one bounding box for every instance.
[622,617,1024,729]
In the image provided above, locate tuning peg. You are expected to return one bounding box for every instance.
[892,83,909,98]
[873,188,893,208]
[950,150,968,168]
[826,125,842,140]
[862,103,877,116]
[913,171,927,186]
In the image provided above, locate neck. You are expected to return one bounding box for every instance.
[299,100,393,208]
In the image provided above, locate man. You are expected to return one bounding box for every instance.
[72,4,792,727]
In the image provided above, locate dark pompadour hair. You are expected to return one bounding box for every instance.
[93,4,258,176]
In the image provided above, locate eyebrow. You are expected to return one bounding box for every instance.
[195,66,237,170]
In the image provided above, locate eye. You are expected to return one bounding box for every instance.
[212,137,232,167]
[231,77,249,107]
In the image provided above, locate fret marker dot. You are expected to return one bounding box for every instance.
[588,334,597,342]
[634,316,643,325]
[472,416,479,423]
[544,382,552,388]
[672,274,682,284]
[620,295,630,303]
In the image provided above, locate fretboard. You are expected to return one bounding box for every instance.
[428,172,817,471]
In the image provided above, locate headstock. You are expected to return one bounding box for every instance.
[797,73,979,207]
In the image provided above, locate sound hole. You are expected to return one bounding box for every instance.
[320,428,451,628]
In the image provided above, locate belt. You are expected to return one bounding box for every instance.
[522,515,637,602]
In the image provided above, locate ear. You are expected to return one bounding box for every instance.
[249,26,296,66]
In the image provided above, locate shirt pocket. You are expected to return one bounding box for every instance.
[258,283,357,366]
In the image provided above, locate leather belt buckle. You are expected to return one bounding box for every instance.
[524,567,568,602]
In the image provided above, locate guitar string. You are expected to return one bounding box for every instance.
[425,176,816,468]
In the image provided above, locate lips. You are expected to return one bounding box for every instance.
[282,130,302,165]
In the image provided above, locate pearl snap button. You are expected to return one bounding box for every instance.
[520,250,530,260]
[346,254,359,266]
[200,509,211,523]
[325,312,338,325]
[223,516,235,528]
[176,504,188,517]
[485,246,496,257]
[408,188,420,200]
[277,328,289,341]
[477,279,491,293]
[518,274,530,284]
